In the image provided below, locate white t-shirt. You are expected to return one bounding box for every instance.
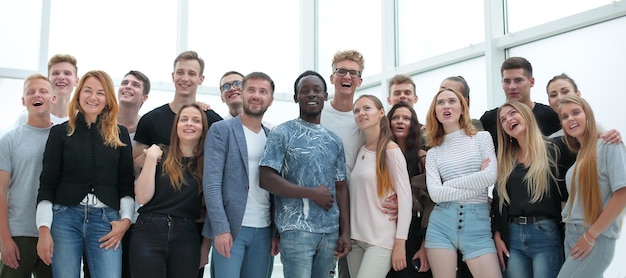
[321,103,364,176]
[241,126,271,228]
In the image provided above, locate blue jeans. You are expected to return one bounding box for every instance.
[504,219,564,278]
[212,226,272,277]
[557,223,615,278]
[279,230,338,278]
[50,204,121,278]
[129,213,200,278]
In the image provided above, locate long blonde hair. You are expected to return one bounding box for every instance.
[495,101,559,211]
[67,70,125,148]
[162,104,208,193]
[425,88,476,147]
[559,95,602,225]
[355,95,394,197]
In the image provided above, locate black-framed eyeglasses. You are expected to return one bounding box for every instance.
[221,80,243,92]
[334,68,361,78]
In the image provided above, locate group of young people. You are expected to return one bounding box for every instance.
[0,50,624,278]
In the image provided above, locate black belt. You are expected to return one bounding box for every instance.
[509,216,553,225]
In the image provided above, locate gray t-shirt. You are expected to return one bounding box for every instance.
[562,139,626,238]
[0,124,52,237]
[260,118,346,234]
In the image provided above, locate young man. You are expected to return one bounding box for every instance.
[133,51,222,277]
[388,74,418,106]
[259,70,350,278]
[480,57,560,147]
[117,70,150,138]
[219,71,245,119]
[0,74,55,278]
[203,72,275,277]
[13,54,79,126]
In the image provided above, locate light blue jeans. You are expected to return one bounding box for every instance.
[279,230,338,278]
[212,226,272,278]
[504,219,564,278]
[557,223,615,278]
[51,204,121,278]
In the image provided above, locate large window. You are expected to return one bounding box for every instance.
[48,0,178,82]
[397,0,484,65]
[188,0,300,98]
[0,1,42,70]
[318,0,382,96]
[506,0,616,32]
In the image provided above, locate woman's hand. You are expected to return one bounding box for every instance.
[412,240,430,272]
[99,218,131,251]
[143,144,163,162]
[570,232,595,260]
[391,239,407,271]
[494,231,509,270]
[37,226,54,265]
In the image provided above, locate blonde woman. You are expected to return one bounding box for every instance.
[36,70,134,278]
[424,88,501,278]
[492,101,576,277]
[557,95,626,278]
[347,95,412,277]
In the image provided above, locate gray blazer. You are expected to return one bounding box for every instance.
[202,116,271,240]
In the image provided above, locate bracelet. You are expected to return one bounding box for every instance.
[586,231,597,240]
[583,233,595,246]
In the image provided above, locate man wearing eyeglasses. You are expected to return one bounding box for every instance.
[321,50,399,278]
[219,71,245,119]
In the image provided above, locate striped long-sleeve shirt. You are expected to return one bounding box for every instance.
[425,129,497,204]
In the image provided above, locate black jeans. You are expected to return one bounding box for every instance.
[130,213,200,278]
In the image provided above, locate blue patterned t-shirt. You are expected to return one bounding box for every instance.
[260,118,346,234]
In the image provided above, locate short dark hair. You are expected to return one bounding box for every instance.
[501,57,533,79]
[243,72,275,95]
[125,70,151,95]
[220,71,244,82]
[546,73,579,92]
[442,76,470,99]
[293,70,327,97]
[388,74,416,97]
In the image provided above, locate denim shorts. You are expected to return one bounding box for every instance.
[425,202,495,260]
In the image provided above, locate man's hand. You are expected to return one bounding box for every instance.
[37,227,53,265]
[310,185,333,211]
[494,231,509,270]
[196,101,211,111]
[412,240,430,272]
[382,194,398,221]
[270,235,280,256]
[214,232,233,258]
[334,233,351,259]
[99,218,131,251]
[0,237,20,269]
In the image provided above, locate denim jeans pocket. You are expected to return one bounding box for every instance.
[102,207,121,223]
[52,204,68,214]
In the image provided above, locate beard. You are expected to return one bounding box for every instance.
[243,104,267,118]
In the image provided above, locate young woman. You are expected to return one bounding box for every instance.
[546,73,621,144]
[386,102,432,277]
[36,70,134,278]
[347,95,412,277]
[492,101,576,278]
[424,88,501,278]
[557,95,626,278]
[130,104,208,278]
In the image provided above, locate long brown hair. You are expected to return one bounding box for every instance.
[67,70,125,148]
[425,88,476,147]
[162,104,208,193]
[559,95,602,225]
[354,95,394,197]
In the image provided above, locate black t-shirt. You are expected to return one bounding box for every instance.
[480,102,560,149]
[134,103,223,146]
[137,157,202,219]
